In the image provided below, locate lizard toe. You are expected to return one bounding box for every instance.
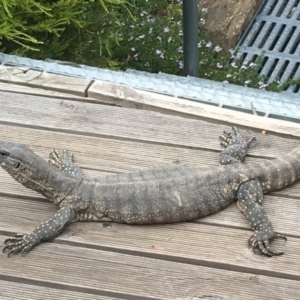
[3,234,37,257]
[248,230,286,257]
[274,232,287,241]
[256,240,273,257]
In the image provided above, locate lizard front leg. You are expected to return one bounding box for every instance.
[219,126,255,164]
[237,180,287,256]
[3,206,76,257]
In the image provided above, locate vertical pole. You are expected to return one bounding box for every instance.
[183,0,199,77]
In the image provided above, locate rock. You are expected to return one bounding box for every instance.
[199,0,263,52]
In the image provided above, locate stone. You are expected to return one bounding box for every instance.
[199,0,263,52]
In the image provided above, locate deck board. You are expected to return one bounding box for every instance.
[0,280,121,300]
[0,90,299,158]
[0,86,299,299]
[1,196,299,280]
[0,236,299,300]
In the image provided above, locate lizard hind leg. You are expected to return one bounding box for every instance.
[237,180,287,256]
[49,149,83,178]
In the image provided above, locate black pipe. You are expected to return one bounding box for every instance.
[182,0,199,77]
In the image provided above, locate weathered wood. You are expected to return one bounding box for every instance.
[0,235,299,300]
[1,195,299,280]
[0,91,299,159]
[88,80,300,137]
[0,81,92,101]
[0,67,92,96]
[0,86,300,298]
[0,280,121,300]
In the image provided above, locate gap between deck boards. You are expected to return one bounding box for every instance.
[0,274,151,300]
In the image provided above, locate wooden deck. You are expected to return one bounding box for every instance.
[0,71,300,300]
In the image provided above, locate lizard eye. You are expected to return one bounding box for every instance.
[0,150,10,157]
[15,162,21,169]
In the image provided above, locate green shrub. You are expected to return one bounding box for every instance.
[0,0,132,67]
[1,0,299,92]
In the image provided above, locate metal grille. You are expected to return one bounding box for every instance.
[236,0,300,93]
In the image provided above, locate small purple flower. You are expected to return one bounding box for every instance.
[139,35,145,39]
[163,26,170,33]
[258,81,268,89]
[200,18,205,25]
[178,46,183,53]
[231,62,238,68]
[217,63,223,68]
[157,36,162,41]
[198,42,202,48]
[131,47,136,51]
[167,37,172,43]
[156,49,162,55]
[229,48,235,55]
[206,41,212,48]
[214,45,222,52]
[201,7,208,13]
[177,60,184,69]
[244,80,251,86]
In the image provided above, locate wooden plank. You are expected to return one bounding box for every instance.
[0,196,299,279]
[0,280,121,300]
[0,91,299,159]
[0,236,299,300]
[88,80,300,137]
[0,66,92,96]
[0,81,104,103]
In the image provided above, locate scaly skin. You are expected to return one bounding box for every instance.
[1,127,299,257]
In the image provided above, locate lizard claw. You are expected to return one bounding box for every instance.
[248,231,287,257]
[49,149,74,169]
[220,127,256,148]
[3,234,36,257]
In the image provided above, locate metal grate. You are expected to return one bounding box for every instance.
[236,0,300,93]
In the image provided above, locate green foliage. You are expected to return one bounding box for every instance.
[0,0,132,67]
[1,0,299,92]
[112,0,184,74]
[113,0,300,93]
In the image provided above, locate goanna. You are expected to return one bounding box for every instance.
[0,127,297,257]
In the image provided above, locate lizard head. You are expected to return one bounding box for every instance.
[0,141,48,184]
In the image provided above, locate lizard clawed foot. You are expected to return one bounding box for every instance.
[219,127,256,148]
[49,149,74,169]
[248,231,287,257]
[48,149,83,177]
[2,233,37,257]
